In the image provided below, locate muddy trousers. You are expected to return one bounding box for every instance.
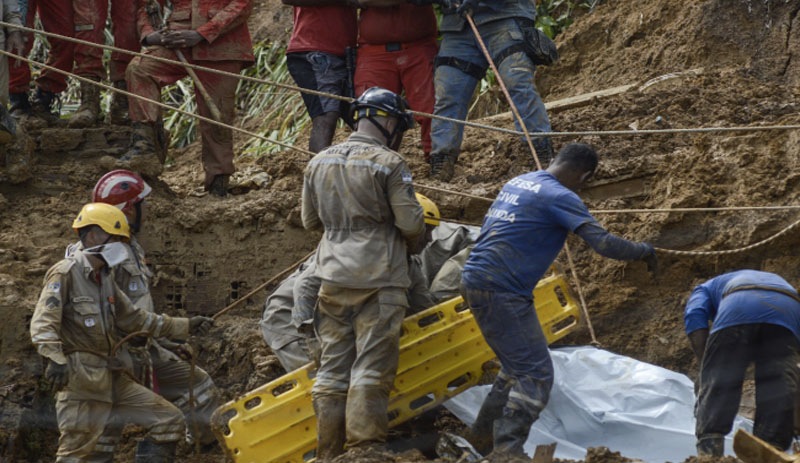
[463,285,553,455]
[696,323,800,453]
[54,373,184,462]
[72,0,139,82]
[312,284,407,454]
[126,46,243,189]
[8,0,74,94]
[90,348,220,462]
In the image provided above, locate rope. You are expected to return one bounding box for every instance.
[4,20,800,140]
[0,48,316,158]
[464,13,599,344]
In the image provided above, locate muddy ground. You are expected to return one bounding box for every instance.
[2,0,800,461]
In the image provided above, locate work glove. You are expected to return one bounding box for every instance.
[189,316,214,336]
[456,0,479,17]
[641,244,658,276]
[45,360,68,392]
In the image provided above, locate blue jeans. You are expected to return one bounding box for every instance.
[431,17,551,159]
[463,283,553,418]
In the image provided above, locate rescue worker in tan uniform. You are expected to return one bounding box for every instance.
[262,193,440,373]
[31,202,214,462]
[75,170,220,459]
[301,87,426,461]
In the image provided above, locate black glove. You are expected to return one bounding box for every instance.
[456,0,479,16]
[45,360,68,392]
[189,316,214,336]
[641,244,658,276]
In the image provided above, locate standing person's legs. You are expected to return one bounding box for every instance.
[8,0,36,114]
[752,324,800,450]
[347,287,406,448]
[107,0,140,123]
[430,29,485,181]
[193,60,241,193]
[695,325,755,456]
[112,374,185,462]
[286,51,348,153]
[463,285,552,457]
[398,40,437,159]
[354,45,402,96]
[72,0,108,81]
[54,396,112,462]
[34,0,74,94]
[312,283,361,462]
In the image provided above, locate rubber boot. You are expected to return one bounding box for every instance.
[467,375,513,455]
[116,121,165,178]
[108,80,130,125]
[208,174,229,197]
[531,137,555,169]
[0,105,16,145]
[134,439,177,463]
[345,386,390,449]
[430,153,456,182]
[9,92,31,118]
[696,434,724,457]
[313,394,347,462]
[490,408,535,458]
[29,87,60,126]
[69,79,101,128]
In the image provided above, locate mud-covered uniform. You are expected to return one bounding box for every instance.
[685,270,800,453]
[30,249,189,462]
[66,236,220,458]
[0,0,22,106]
[261,255,436,373]
[301,131,425,450]
[8,0,74,96]
[126,0,254,189]
[461,170,652,455]
[354,3,437,157]
[72,0,139,83]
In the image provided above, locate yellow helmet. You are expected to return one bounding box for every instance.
[72,203,131,239]
[415,193,440,226]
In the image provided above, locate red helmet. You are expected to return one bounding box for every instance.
[92,170,152,215]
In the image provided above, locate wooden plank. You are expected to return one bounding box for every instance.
[532,443,557,463]
[483,84,637,122]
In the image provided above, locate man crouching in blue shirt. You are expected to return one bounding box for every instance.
[461,143,657,462]
[684,270,800,457]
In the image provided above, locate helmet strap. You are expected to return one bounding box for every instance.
[362,115,404,149]
[131,202,143,234]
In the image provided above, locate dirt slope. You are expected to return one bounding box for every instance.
[2,0,800,462]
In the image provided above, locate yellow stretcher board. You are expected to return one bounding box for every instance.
[211,273,580,463]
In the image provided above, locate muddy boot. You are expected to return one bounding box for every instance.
[430,153,456,182]
[29,87,61,127]
[313,394,347,462]
[116,121,165,178]
[0,105,16,144]
[134,439,177,463]
[696,434,724,457]
[9,92,31,119]
[468,375,513,455]
[208,174,229,197]
[108,80,130,125]
[491,408,535,458]
[68,79,101,128]
[531,137,554,169]
[345,386,390,449]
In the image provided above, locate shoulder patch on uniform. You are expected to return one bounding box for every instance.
[401,171,413,183]
[46,282,61,292]
[45,296,61,310]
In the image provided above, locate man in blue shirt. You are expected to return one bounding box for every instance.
[684,270,800,457]
[461,143,656,461]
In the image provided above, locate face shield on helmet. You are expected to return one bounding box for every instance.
[352,87,415,149]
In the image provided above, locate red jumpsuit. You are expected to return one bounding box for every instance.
[354,4,437,157]
[8,0,74,94]
[72,0,140,83]
[126,0,254,189]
